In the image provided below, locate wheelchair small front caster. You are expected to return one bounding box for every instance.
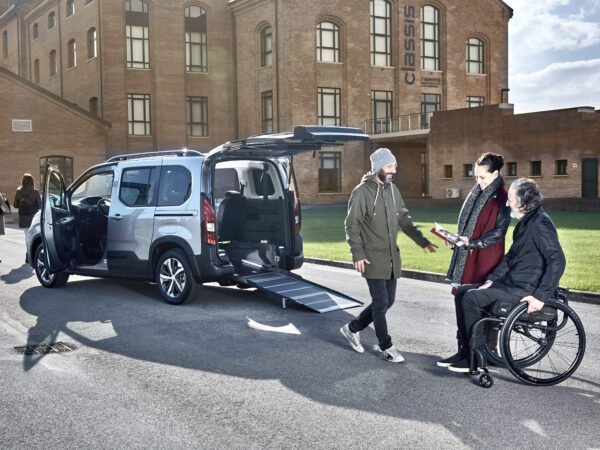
[479,373,494,388]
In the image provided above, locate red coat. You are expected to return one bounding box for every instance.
[461,186,508,285]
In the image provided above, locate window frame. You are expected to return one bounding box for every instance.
[371,90,393,133]
[507,161,517,177]
[119,167,158,207]
[318,151,342,193]
[467,96,484,108]
[370,0,391,67]
[466,37,484,74]
[48,11,56,30]
[2,30,7,59]
[556,159,568,176]
[32,23,39,40]
[125,0,150,69]
[421,93,440,128]
[186,96,209,137]
[261,90,273,134]
[66,0,75,17]
[157,165,192,207]
[530,161,542,177]
[443,165,453,179]
[87,28,97,59]
[185,5,208,73]
[49,49,57,76]
[67,39,76,68]
[420,5,440,71]
[34,58,40,83]
[127,93,152,136]
[317,21,340,63]
[318,87,341,126]
[463,163,473,178]
[261,26,272,67]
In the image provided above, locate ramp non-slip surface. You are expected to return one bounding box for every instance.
[241,271,363,313]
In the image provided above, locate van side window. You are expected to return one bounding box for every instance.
[214,168,240,199]
[252,168,275,196]
[120,167,157,206]
[158,166,191,206]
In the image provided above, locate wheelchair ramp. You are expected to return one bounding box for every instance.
[240,271,363,313]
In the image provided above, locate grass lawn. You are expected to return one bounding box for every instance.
[301,206,600,293]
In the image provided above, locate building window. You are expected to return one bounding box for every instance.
[370,0,391,66]
[464,164,473,178]
[66,0,75,17]
[508,162,517,177]
[84,0,94,4]
[185,6,207,72]
[421,5,439,71]
[556,159,567,176]
[530,161,542,177]
[261,91,273,133]
[371,90,392,134]
[467,96,484,107]
[125,0,150,69]
[261,26,272,67]
[67,39,76,68]
[319,151,341,193]
[89,97,98,115]
[186,96,208,137]
[87,28,97,59]
[317,21,339,62]
[421,93,440,128]
[318,87,341,126]
[40,156,73,187]
[443,165,453,178]
[2,30,7,59]
[48,11,56,30]
[127,93,151,135]
[466,38,484,74]
[34,59,40,83]
[49,50,57,76]
[33,23,39,39]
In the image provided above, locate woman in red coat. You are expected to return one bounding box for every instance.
[437,152,511,367]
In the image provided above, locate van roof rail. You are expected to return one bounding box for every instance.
[106,149,204,162]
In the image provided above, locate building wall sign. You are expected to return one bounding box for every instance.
[421,77,441,88]
[402,5,416,85]
[12,119,32,132]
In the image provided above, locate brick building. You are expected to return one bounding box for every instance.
[3,0,595,203]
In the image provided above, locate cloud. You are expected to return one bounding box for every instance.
[510,58,600,112]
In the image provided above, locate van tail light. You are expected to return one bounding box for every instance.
[292,191,301,236]
[201,194,216,245]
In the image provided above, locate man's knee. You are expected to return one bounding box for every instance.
[462,289,482,310]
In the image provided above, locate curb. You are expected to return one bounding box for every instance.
[304,257,600,306]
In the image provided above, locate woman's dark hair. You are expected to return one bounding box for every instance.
[475,152,504,173]
[21,173,35,188]
[511,178,543,214]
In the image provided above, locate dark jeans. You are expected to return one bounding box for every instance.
[349,277,397,351]
[455,284,521,349]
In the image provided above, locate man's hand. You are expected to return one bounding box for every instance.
[444,240,455,249]
[478,281,492,289]
[353,259,371,273]
[521,295,544,313]
[458,236,469,245]
[423,243,438,253]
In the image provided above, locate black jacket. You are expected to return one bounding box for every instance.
[488,207,565,302]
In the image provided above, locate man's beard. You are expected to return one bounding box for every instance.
[377,169,393,184]
[510,208,524,219]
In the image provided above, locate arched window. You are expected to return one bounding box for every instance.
[125,0,150,69]
[466,37,484,74]
[49,49,57,76]
[370,0,391,66]
[421,5,439,70]
[185,6,207,72]
[34,59,40,83]
[89,97,98,115]
[33,23,39,39]
[48,11,56,30]
[68,39,76,68]
[66,0,75,17]
[2,30,7,59]
[87,27,97,59]
[317,21,339,62]
[261,26,272,67]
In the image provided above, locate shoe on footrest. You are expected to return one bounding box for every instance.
[437,350,468,367]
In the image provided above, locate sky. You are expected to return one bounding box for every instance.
[508,0,600,113]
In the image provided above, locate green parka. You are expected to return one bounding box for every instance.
[345,173,431,279]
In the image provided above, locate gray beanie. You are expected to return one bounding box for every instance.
[370,148,397,173]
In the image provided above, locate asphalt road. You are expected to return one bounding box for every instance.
[1,226,599,449]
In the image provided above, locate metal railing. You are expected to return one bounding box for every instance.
[363,112,433,135]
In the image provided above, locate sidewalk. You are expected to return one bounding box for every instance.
[305,257,600,306]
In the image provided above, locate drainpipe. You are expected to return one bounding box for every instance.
[274,0,280,132]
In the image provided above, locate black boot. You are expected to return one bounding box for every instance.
[437,332,468,367]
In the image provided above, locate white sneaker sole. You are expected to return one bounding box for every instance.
[340,327,364,354]
[379,353,405,363]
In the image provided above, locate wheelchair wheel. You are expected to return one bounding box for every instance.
[500,300,586,386]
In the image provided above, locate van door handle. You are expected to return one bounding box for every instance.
[109,214,123,221]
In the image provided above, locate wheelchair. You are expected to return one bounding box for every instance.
[467,288,586,388]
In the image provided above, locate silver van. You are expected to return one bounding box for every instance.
[27,126,367,312]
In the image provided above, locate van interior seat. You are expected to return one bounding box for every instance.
[237,198,286,245]
[217,191,245,241]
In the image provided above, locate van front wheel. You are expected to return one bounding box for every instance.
[155,249,198,305]
[34,244,69,288]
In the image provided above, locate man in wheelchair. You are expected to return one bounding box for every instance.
[440,178,566,373]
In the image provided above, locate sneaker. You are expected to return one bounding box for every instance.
[340,324,364,353]
[379,345,405,363]
[437,350,468,367]
[448,356,472,373]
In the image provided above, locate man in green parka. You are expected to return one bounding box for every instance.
[341,148,437,362]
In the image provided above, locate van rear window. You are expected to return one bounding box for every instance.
[158,166,191,206]
[252,168,275,196]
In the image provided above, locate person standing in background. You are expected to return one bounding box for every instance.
[13,173,42,251]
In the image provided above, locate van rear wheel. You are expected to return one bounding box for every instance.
[155,249,198,305]
[34,244,69,288]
